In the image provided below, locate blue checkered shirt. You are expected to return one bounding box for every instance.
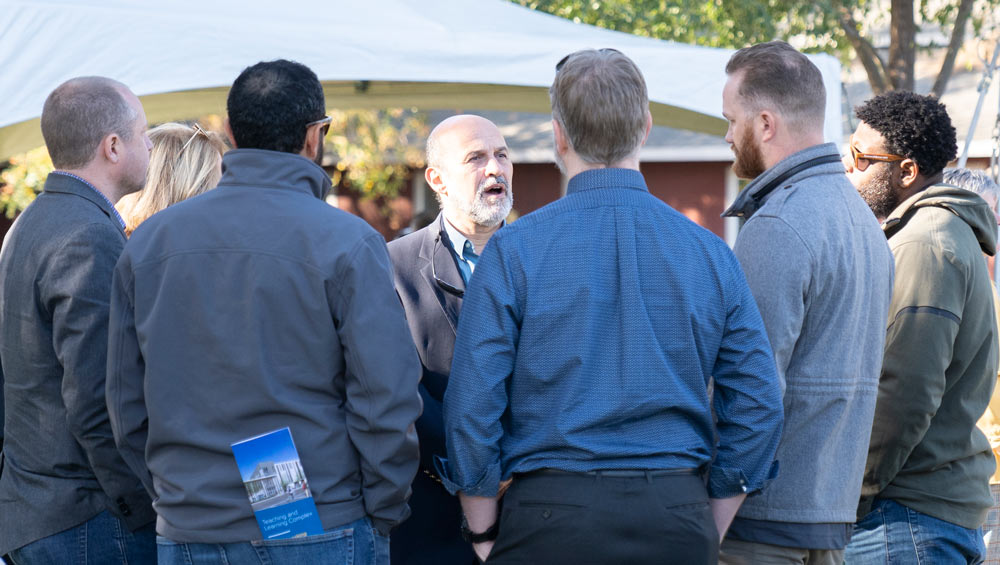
[436,168,783,499]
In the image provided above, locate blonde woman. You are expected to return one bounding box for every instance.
[117,122,227,236]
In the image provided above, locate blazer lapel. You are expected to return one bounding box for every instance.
[418,215,464,335]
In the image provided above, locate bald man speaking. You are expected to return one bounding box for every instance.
[387,114,513,564]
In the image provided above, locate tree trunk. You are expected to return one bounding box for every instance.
[833,0,891,94]
[931,0,975,97]
[888,0,916,90]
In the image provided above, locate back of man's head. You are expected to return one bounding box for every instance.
[41,76,136,170]
[227,59,326,154]
[943,168,1000,213]
[856,91,956,178]
[549,49,648,165]
[725,41,826,133]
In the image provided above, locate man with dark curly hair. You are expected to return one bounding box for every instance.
[843,91,998,564]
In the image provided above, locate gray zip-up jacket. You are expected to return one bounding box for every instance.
[106,149,422,543]
[723,143,894,525]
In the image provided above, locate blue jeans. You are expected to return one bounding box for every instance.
[7,509,155,565]
[156,517,388,565]
[845,498,985,564]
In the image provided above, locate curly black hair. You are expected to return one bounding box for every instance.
[855,91,956,177]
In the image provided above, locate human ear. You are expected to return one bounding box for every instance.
[758,111,776,143]
[898,159,919,188]
[224,120,238,148]
[425,165,447,198]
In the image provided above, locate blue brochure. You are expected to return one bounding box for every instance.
[231,427,324,539]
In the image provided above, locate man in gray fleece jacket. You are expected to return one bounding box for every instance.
[719,41,894,565]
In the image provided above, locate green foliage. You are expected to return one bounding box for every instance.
[510,0,999,58]
[325,108,429,199]
[0,147,52,218]
[511,0,845,53]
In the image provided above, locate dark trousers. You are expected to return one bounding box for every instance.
[486,470,718,564]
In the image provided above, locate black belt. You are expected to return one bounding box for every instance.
[527,468,700,478]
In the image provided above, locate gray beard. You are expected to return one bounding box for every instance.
[450,176,513,228]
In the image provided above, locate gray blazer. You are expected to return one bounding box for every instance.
[0,173,154,555]
[387,214,478,564]
[388,214,465,469]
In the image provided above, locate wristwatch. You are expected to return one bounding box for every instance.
[460,516,499,543]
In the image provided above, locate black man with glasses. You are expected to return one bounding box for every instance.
[843,90,998,565]
[387,114,513,565]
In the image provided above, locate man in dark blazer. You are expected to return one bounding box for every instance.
[388,114,513,564]
[0,77,156,563]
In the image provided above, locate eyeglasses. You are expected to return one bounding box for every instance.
[850,144,904,172]
[555,47,623,72]
[432,232,464,298]
[306,116,332,138]
[179,123,209,153]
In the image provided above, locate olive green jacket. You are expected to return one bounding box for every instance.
[861,183,998,529]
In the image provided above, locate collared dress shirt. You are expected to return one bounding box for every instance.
[436,168,784,500]
[442,217,480,285]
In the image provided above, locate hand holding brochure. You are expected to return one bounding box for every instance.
[231,427,324,539]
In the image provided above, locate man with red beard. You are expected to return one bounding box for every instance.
[843,91,997,564]
[720,41,894,565]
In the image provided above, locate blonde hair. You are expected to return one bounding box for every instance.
[117,122,227,236]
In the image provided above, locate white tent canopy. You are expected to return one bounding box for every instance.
[0,0,843,161]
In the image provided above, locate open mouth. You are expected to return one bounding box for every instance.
[484,184,506,196]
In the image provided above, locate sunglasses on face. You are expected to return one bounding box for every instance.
[306,116,332,138]
[850,144,904,172]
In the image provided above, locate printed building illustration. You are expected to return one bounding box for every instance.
[243,460,305,503]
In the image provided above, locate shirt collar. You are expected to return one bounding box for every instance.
[50,171,127,230]
[441,214,504,257]
[566,168,648,196]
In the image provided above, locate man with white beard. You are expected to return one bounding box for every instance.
[387,114,513,564]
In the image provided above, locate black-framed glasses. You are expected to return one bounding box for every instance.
[306,116,332,137]
[432,231,464,298]
[555,47,623,71]
[850,144,904,172]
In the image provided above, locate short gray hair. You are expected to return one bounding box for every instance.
[725,41,826,131]
[549,49,648,165]
[40,76,137,169]
[943,168,1000,212]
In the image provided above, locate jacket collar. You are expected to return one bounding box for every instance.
[723,143,845,218]
[219,148,332,200]
[43,172,125,233]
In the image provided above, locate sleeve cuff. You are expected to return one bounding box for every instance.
[708,459,779,499]
[433,455,502,497]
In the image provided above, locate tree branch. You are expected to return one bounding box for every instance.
[888,0,916,90]
[833,0,890,94]
[931,0,975,97]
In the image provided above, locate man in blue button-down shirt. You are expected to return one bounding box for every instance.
[437,49,785,564]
